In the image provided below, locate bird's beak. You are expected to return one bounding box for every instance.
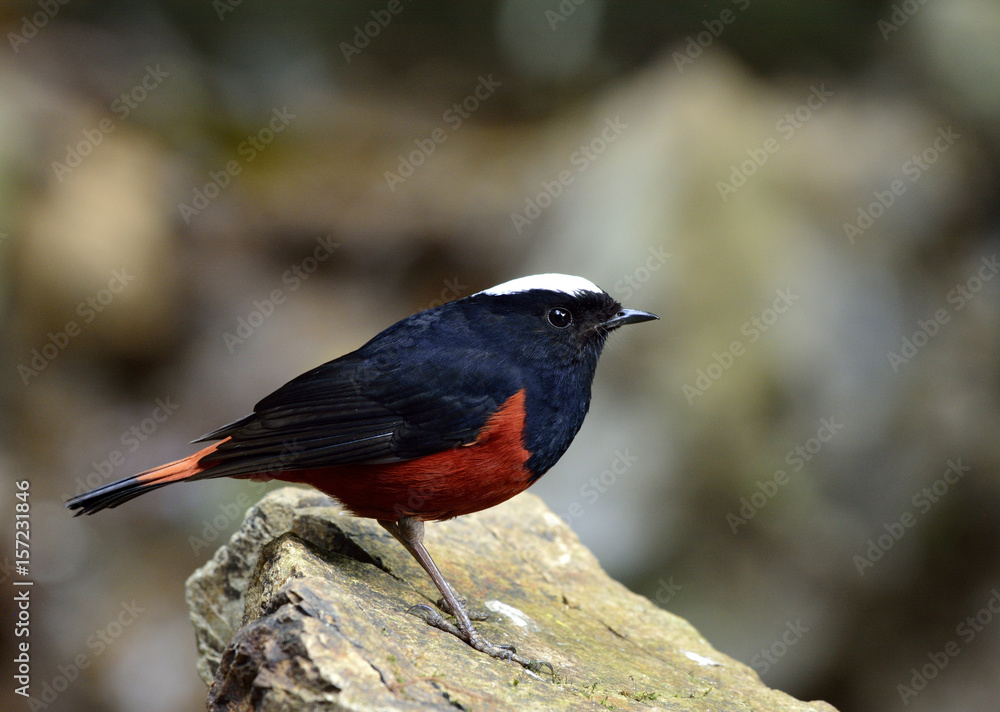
[600,308,659,330]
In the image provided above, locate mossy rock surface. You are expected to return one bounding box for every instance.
[186,487,838,712]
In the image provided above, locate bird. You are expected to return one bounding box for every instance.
[67,273,657,671]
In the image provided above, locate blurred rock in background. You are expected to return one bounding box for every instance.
[1,2,999,711]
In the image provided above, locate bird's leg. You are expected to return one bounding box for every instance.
[435,595,490,621]
[379,516,553,675]
[380,517,496,640]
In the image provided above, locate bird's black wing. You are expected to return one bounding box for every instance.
[193,338,522,479]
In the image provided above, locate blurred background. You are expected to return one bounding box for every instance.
[2,1,999,710]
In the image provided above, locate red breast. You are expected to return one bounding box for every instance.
[280,388,532,521]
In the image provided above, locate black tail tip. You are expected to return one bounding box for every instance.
[65,477,169,516]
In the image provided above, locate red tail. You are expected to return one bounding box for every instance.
[67,440,225,515]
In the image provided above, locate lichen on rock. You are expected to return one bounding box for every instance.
[186,487,838,711]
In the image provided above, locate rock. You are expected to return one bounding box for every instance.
[186,487,838,712]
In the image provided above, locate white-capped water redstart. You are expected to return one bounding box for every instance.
[68,273,657,670]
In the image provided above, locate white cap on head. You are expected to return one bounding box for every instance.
[477,273,605,297]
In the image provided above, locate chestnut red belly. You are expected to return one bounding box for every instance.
[279,389,533,521]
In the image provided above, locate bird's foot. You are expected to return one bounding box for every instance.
[407,603,555,677]
[407,603,463,637]
[435,595,490,621]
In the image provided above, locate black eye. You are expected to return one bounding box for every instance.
[547,307,572,328]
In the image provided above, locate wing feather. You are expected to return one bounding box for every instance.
[193,341,522,479]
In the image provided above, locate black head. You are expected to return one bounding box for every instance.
[463,273,657,367]
[460,274,658,477]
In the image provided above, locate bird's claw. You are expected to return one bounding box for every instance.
[406,603,463,637]
[469,636,554,678]
[407,602,555,676]
[527,658,556,677]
